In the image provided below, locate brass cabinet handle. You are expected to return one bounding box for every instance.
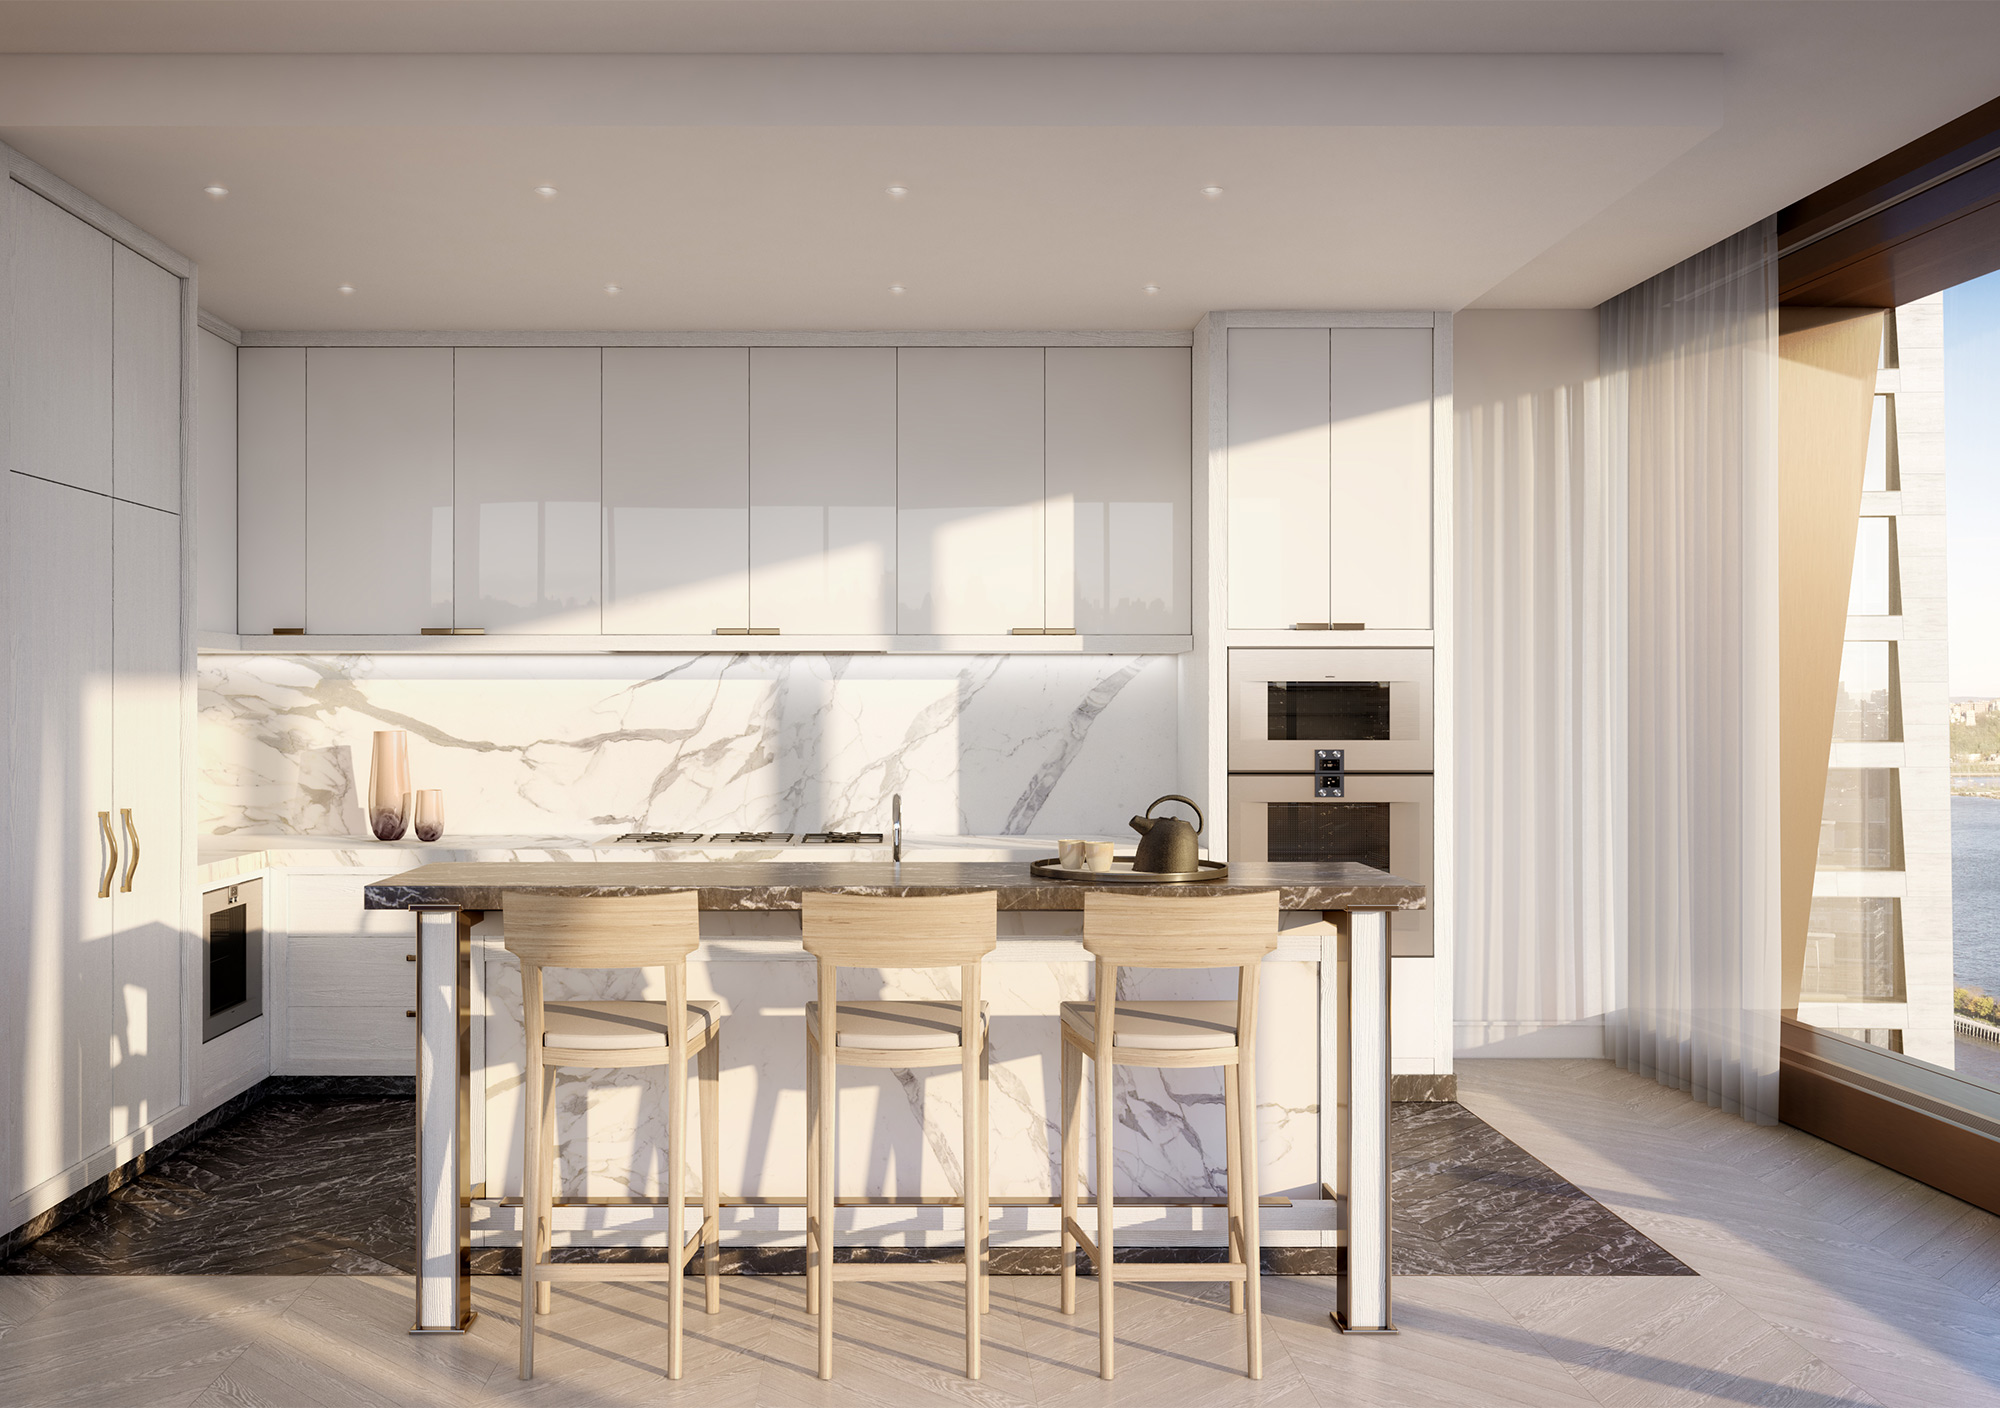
[716,626,780,636]
[97,812,118,898]
[406,1009,417,1018]
[1010,627,1045,636]
[746,626,779,636]
[1292,622,1365,631]
[406,953,416,962]
[119,808,139,892]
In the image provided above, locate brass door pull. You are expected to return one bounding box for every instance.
[120,808,139,892]
[96,812,118,899]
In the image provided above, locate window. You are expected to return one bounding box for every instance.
[1848,517,1900,616]
[1864,395,1898,491]
[1819,768,1902,869]
[1802,897,1906,1001]
[1833,641,1901,742]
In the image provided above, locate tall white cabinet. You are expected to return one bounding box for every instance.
[2,168,191,1233]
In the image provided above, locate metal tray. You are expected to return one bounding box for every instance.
[1028,856,1229,884]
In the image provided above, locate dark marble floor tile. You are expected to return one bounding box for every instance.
[1,1095,415,1275]
[1,1092,1688,1279]
[1389,1101,1693,1276]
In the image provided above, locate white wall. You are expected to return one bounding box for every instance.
[1451,310,1621,1058]
[195,327,236,634]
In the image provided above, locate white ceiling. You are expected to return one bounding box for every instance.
[2,3,1998,332]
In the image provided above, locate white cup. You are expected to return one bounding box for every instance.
[1086,841,1116,871]
[1058,839,1087,869]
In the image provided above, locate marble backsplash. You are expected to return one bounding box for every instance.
[199,653,1182,841]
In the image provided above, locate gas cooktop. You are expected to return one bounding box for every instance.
[801,832,884,844]
[608,829,887,846]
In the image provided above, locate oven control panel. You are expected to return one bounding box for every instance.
[1315,748,1345,797]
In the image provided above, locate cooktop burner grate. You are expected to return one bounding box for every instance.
[801,832,885,844]
[705,831,796,844]
[613,831,708,844]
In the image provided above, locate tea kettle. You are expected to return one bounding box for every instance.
[1129,794,1204,874]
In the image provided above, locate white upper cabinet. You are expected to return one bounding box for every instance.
[236,348,306,635]
[1328,328,1432,630]
[749,347,896,635]
[1226,325,1434,631]
[196,330,238,634]
[112,245,183,514]
[897,347,1045,635]
[1227,328,1331,629]
[453,348,602,634]
[8,182,113,495]
[305,348,454,634]
[602,348,750,635]
[1045,346,1191,634]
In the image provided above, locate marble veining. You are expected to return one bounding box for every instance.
[199,652,1179,842]
[364,859,1428,913]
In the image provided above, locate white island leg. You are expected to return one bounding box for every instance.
[412,905,475,1333]
[1334,908,1394,1333]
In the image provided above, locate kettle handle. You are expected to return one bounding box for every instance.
[1144,794,1204,835]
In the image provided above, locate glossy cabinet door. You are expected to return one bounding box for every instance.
[602,348,750,634]
[896,347,1044,635]
[453,348,602,634]
[195,330,237,634]
[7,182,113,494]
[1329,328,1432,629]
[304,348,454,634]
[1045,346,1191,634]
[236,348,307,635]
[112,244,183,513]
[749,347,896,635]
[6,472,117,1190]
[1226,328,1331,629]
[111,498,185,1143]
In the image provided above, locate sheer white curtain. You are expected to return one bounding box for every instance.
[1454,313,1623,1057]
[1603,219,1783,1123]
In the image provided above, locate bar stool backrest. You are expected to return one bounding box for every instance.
[1080,891,1280,969]
[801,890,999,966]
[502,890,702,968]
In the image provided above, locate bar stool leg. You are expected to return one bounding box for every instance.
[816,981,838,1380]
[1096,1046,1116,1381]
[979,1035,991,1317]
[962,1022,981,1379]
[667,1024,688,1379]
[1239,1027,1263,1379]
[535,1065,556,1318]
[1059,1034,1080,1316]
[1224,1062,1245,1316]
[805,1031,820,1315]
[519,1057,542,1378]
[701,1033,722,1315]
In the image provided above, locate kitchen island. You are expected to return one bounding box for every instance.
[366,860,1422,1337]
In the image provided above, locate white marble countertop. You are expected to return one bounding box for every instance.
[195,831,1134,885]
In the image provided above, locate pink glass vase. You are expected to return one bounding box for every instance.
[369,731,410,841]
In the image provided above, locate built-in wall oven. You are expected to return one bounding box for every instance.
[1227,649,1434,956]
[202,879,264,1042]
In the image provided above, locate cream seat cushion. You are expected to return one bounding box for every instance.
[542,999,719,1050]
[1060,1000,1239,1051]
[806,999,990,1050]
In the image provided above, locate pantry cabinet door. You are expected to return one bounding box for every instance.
[7,182,113,495]
[112,244,183,514]
[453,348,602,634]
[304,348,454,634]
[1045,347,1191,634]
[1328,328,1433,629]
[5,473,117,1193]
[748,348,896,635]
[602,348,750,635]
[1226,328,1330,629]
[236,348,307,635]
[896,347,1044,635]
[111,498,185,1142]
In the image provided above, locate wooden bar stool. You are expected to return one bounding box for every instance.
[505,891,722,1382]
[802,890,997,1381]
[1059,890,1279,1380]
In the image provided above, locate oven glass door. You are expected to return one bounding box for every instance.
[1227,773,1432,956]
[1228,648,1433,772]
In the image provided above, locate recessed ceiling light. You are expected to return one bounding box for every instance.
[337,284,356,296]
[886,185,909,198]
[1201,185,1224,198]
[533,185,558,199]
[202,184,229,199]
[889,284,907,295]
[1142,284,1162,295]
[604,283,622,294]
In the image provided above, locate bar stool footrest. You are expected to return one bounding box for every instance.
[831,1261,972,1283]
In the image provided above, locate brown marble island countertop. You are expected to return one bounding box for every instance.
[362,859,1425,913]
